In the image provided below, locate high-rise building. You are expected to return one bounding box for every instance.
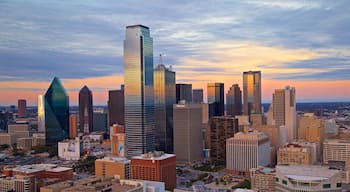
[207,83,224,118]
[173,103,203,163]
[298,113,324,145]
[17,99,26,118]
[93,112,107,132]
[38,95,45,132]
[192,89,203,103]
[124,25,155,158]
[69,114,77,139]
[176,84,192,103]
[206,116,239,164]
[226,84,242,116]
[44,77,69,144]
[243,71,261,117]
[108,85,124,126]
[154,59,176,153]
[79,85,93,134]
[272,86,296,142]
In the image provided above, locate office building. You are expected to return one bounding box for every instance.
[250,167,276,192]
[32,133,45,146]
[176,84,192,103]
[58,138,83,161]
[207,83,224,118]
[173,103,203,163]
[226,131,270,175]
[7,123,30,140]
[0,133,14,145]
[226,84,242,116]
[17,137,32,150]
[131,151,176,190]
[325,119,338,136]
[276,165,342,192]
[93,112,107,132]
[124,25,155,158]
[192,89,203,103]
[69,114,77,139]
[111,133,125,157]
[43,77,69,144]
[324,139,350,164]
[206,116,239,164]
[17,99,27,118]
[37,95,45,132]
[298,113,324,145]
[108,85,124,126]
[272,86,296,142]
[154,61,176,153]
[277,143,313,165]
[202,103,209,124]
[250,113,264,126]
[95,157,130,179]
[0,175,35,192]
[243,71,261,117]
[79,85,93,134]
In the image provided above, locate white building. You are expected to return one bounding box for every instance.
[58,137,82,160]
[323,139,350,164]
[325,119,338,135]
[276,165,342,192]
[226,131,270,175]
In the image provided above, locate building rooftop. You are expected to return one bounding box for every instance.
[132,152,175,161]
[126,24,149,29]
[276,165,340,181]
[96,156,130,164]
[6,164,71,174]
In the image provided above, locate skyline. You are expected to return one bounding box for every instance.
[1,0,350,105]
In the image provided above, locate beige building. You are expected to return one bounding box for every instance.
[250,113,264,126]
[17,137,33,150]
[250,167,276,192]
[323,139,350,164]
[0,133,15,145]
[277,143,312,165]
[0,175,34,192]
[298,113,324,144]
[173,103,203,163]
[95,156,130,179]
[111,133,125,157]
[32,133,46,146]
[8,123,30,140]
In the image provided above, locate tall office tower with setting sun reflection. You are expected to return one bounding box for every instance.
[79,85,93,134]
[124,25,155,158]
[154,55,176,153]
[243,71,261,118]
[207,83,224,118]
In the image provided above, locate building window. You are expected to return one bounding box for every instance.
[276,177,279,182]
[336,183,342,188]
[323,184,331,189]
[282,180,287,185]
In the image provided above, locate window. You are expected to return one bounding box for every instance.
[323,184,331,189]
[336,183,342,188]
[282,180,287,185]
[276,177,279,182]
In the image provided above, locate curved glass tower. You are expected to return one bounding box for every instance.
[124,25,154,157]
[44,77,69,144]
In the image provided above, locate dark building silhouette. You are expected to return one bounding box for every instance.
[17,99,27,118]
[79,85,93,134]
[226,84,242,116]
[93,112,108,132]
[176,84,192,103]
[192,89,203,103]
[207,83,224,118]
[108,85,124,126]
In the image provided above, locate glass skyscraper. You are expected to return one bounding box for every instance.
[154,59,176,153]
[243,71,262,117]
[44,77,69,144]
[176,84,192,103]
[207,83,224,118]
[79,85,93,134]
[124,25,154,157]
[226,84,242,116]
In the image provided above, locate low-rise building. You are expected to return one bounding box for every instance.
[58,138,82,161]
[324,139,350,164]
[17,137,33,150]
[0,175,35,192]
[95,156,130,179]
[277,143,312,165]
[250,167,276,192]
[0,133,15,145]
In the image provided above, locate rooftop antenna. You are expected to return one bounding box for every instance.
[159,54,163,65]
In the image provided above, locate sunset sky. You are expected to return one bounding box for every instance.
[0,0,349,106]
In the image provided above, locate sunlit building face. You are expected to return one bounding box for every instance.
[243,71,261,117]
[207,83,224,118]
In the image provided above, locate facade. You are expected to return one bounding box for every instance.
[325,119,338,136]
[276,165,342,192]
[323,139,350,164]
[298,113,324,144]
[243,71,261,117]
[250,113,264,126]
[0,133,14,145]
[58,138,82,160]
[17,137,33,150]
[7,123,30,140]
[277,143,312,165]
[92,112,107,132]
[69,114,77,139]
[273,86,296,142]
[207,83,224,118]
[44,77,69,144]
[79,85,93,134]
[131,152,176,190]
[176,84,192,103]
[111,133,125,157]
[32,133,46,146]
[0,175,34,192]
[108,85,124,126]
[250,167,276,192]
[226,84,242,117]
[124,25,155,158]
[37,95,45,132]
[154,62,176,153]
[206,116,239,164]
[173,103,203,163]
[226,131,270,175]
[18,99,27,118]
[95,157,130,179]
[192,89,203,103]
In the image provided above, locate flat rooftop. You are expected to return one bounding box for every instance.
[96,157,130,164]
[276,165,340,181]
[132,153,175,161]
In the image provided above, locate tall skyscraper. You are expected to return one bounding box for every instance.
[69,114,77,139]
[273,86,296,142]
[44,77,69,144]
[17,99,26,118]
[243,71,261,117]
[226,84,242,116]
[192,89,203,103]
[176,84,192,103]
[108,85,125,126]
[37,95,45,132]
[207,83,224,118]
[124,25,154,158]
[154,57,176,153]
[79,85,93,134]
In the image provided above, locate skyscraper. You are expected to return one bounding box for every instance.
[37,95,45,132]
[69,114,77,139]
[226,84,242,116]
[44,77,69,144]
[243,71,261,117]
[154,57,176,153]
[192,89,203,103]
[176,84,192,103]
[79,85,93,134]
[124,25,154,158]
[207,83,224,118]
[108,85,125,126]
[17,99,26,118]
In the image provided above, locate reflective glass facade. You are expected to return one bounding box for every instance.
[79,85,93,134]
[124,25,155,157]
[44,77,69,144]
[154,64,176,153]
[226,84,242,116]
[176,84,192,103]
[207,83,224,118]
[243,71,261,117]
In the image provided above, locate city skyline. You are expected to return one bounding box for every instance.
[1,1,350,105]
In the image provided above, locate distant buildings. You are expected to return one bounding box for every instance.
[250,167,276,192]
[176,84,192,103]
[108,85,124,126]
[207,83,224,118]
[192,89,203,103]
[124,25,155,158]
[17,99,26,118]
[79,85,93,134]
[298,113,324,145]
[93,112,107,132]
[226,84,242,116]
[0,175,35,192]
[95,157,130,179]
[243,71,261,118]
